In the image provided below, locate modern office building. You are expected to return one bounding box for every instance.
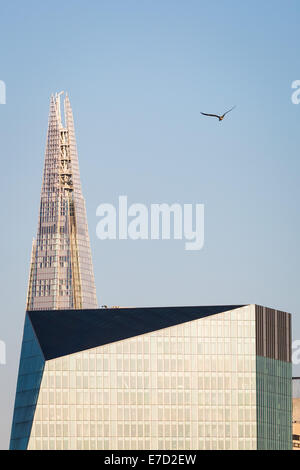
[26,92,97,311]
[293,377,300,449]
[10,304,292,450]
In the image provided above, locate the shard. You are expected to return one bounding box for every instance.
[26,92,97,310]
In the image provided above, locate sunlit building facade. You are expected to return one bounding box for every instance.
[26,92,97,311]
[10,304,292,450]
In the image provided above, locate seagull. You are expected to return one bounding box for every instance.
[200,105,236,121]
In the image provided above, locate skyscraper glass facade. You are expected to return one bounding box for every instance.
[26,92,97,311]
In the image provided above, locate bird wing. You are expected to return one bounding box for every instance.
[200,112,220,119]
[222,105,236,117]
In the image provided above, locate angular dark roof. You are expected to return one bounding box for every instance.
[28,305,245,360]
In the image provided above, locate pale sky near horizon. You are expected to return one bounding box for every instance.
[0,0,300,449]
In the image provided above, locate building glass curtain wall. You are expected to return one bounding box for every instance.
[10,304,292,450]
[26,92,97,311]
[256,357,292,449]
[10,315,45,450]
[293,378,300,449]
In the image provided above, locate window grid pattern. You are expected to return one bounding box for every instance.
[27,306,257,450]
[256,356,292,450]
[10,315,45,450]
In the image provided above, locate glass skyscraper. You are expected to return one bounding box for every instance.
[26,92,97,310]
[10,305,292,450]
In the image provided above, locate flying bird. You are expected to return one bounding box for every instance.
[200,106,236,121]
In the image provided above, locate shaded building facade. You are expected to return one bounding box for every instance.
[10,93,292,451]
[293,377,300,450]
[10,304,292,450]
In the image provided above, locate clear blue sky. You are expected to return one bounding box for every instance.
[0,0,300,448]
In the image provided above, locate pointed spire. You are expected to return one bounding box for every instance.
[26,93,98,310]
